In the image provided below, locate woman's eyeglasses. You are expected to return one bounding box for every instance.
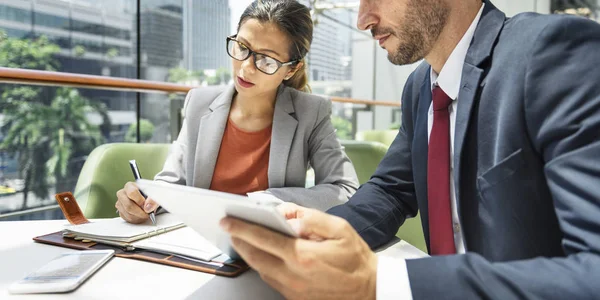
[226,35,298,75]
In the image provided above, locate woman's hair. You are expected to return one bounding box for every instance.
[238,0,313,92]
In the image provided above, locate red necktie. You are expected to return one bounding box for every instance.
[427,86,456,255]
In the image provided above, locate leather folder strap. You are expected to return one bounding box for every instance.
[55,192,90,225]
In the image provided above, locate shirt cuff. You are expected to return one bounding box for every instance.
[377,256,413,300]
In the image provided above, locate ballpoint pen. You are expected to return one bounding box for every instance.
[128,159,157,226]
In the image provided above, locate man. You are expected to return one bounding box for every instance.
[220,0,600,298]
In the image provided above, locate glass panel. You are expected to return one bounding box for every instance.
[0,0,136,219]
[139,0,184,144]
[0,0,408,220]
[0,4,32,24]
[0,84,133,219]
[34,12,70,30]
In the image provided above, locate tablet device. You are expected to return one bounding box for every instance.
[136,179,298,259]
[9,250,114,294]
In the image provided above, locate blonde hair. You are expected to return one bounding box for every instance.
[238,0,313,92]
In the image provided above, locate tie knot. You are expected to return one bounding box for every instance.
[432,86,452,111]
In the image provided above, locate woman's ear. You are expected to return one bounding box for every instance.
[284,61,304,80]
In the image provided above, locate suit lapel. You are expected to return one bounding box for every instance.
[453,3,505,209]
[192,85,236,188]
[268,86,297,187]
[413,71,433,248]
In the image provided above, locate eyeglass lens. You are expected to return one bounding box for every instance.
[227,39,281,74]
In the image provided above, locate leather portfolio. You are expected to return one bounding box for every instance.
[33,192,249,277]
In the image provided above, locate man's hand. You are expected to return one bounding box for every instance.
[115,182,158,224]
[220,205,378,300]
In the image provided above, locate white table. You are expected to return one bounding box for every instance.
[0,220,427,299]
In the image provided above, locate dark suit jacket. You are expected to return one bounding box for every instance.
[328,1,600,298]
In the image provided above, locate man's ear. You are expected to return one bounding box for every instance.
[285,61,304,80]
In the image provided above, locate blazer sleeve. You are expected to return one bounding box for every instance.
[405,17,600,300]
[327,70,420,249]
[267,99,360,211]
[153,90,193,185]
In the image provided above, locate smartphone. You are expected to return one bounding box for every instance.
[8,250,114,294]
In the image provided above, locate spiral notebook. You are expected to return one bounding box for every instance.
[63,213,184,243]
[33,191,249,277]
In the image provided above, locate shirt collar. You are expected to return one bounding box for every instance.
[430,3,485,100]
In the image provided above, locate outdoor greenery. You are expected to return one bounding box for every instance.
[331,115,352,140]
[125,119,155,143]
[168,67,206,85]
[0,30,109,208]
[206,67,232,86]
[168,66,231,86]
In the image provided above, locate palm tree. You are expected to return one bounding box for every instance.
[1,31,110,209]
[46,88,108,193]
[0,87,108,209]
[0,86,51,207]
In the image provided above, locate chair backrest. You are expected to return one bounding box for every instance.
[355,130,399,147]
[340,140,388,185]
[340,140,427,253]
[73,143,171,218]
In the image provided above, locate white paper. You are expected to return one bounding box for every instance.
[132,227,222,262]
[64,213,184,242]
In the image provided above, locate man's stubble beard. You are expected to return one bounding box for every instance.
[388,0,450,65]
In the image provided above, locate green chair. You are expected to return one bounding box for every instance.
[341,140,427,253]
[355,130,399,147]
[73,143,171,218]
[340,140,388,184]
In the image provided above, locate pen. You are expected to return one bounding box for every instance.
[128,159,157,226]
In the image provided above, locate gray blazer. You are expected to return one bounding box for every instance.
[154,83,359,211]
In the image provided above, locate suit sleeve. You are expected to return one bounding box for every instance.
[153,90,193,185]
[405,17,600,300]
[327,71,420,249]
[267,99,360,211]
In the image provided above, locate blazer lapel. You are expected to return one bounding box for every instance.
[268,86,298,187]
[453,3,505,209]
[413,71,432,248]
[192,85,236,188]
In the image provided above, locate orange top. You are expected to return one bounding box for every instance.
[209,118,272,195]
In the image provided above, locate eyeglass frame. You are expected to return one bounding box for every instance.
[226,35,300,75]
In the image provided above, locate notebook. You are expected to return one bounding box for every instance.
[35,191,249,277]
[62,213,223,262]
[131,227,223,262]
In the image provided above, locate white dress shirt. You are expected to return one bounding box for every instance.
[376,4,485,300]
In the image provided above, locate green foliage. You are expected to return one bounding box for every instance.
[0,87,105,201]
[125,119,155,143]
[0,33,60,70]
[331,116,352,140]
[73,45,86,57]
[106,48,118,59]
[206,67,231,85]
[0,30,108,206]
[167,67,205,84]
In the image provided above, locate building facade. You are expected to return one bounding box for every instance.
[183,0,231,71]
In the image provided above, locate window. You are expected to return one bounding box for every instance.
[0,5,31,24]
[34,12,70,31]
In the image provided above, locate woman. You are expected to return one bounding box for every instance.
[116,0,359,224]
